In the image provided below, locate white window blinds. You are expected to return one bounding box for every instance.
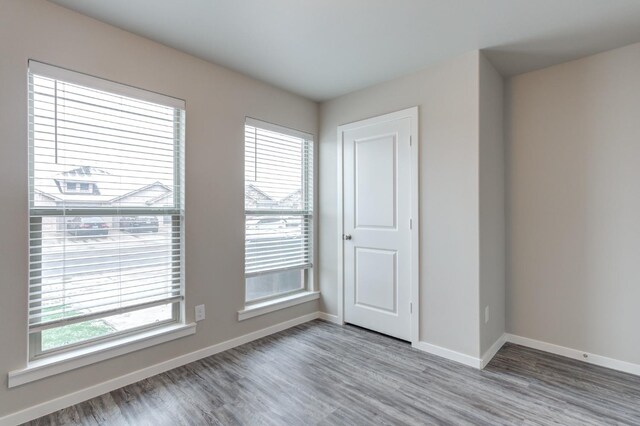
[28,61,185,337]
[244,118,313,277]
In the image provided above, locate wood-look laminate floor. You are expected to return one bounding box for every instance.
[26,320,640,426]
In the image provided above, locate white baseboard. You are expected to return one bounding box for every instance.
[506,333,640,377]
[0,312,321,426]
[412,334,507,370]
[480,333,507,369]
[317,312,342,324]
[415,332,640,375]
[412,341,482,369]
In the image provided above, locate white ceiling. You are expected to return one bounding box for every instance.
[50,0,640,101]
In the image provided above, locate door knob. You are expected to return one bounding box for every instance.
[343,234,352,240]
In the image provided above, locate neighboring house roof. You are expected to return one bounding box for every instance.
[34,189,62,202]
[144,190,174,206]
[110,181,173,203]
[58,165,110,180]
[245,185,304,211]
[53,166,109,194]
[35,165,173,207]
[245,184,272,202]
[245,183,274,208]
[278,189,302,208]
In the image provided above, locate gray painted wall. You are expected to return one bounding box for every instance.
[0,0,318,418]
[479,55,506,356]
[319,52,484,357]
[506,42,640,365]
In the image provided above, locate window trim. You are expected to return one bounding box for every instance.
[27,60,187,359]
[238,291,320,321]
[29,61,185,110]
[10,322,196,388]
[245,117,313,141]
[28,302,181,361]
[243,118,315,305]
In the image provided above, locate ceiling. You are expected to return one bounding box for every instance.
[49,0,640,101]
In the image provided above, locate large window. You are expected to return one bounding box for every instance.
[28,61,185,358]
[244,118,313,302]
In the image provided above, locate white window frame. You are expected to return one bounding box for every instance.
[27,61,187,360]
[242,118,316,311]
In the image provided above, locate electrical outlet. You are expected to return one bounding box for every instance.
[195,304,206,322]
[484,306,489,324]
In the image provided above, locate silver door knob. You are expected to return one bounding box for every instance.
[343,234,352,240]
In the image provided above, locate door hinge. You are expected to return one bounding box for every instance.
[409,136,412,146]
[410,302,413,314]
[410,218,412,229]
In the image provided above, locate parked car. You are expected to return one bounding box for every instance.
[246,218,294,242]
[119,216,159,233]
[66,217,109,236]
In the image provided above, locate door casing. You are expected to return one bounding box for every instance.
[336,107,420,346]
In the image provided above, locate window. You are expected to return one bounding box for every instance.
[28,61,185,358]
[63,181,92,193]
[244,118,313,302]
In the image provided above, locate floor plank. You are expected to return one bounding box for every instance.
[25,320,640,425]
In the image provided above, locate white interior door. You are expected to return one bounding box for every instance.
[341,112,413,341]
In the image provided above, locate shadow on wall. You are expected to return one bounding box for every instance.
[482,24,637,77]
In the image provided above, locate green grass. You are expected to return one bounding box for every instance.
[40,307,116,351]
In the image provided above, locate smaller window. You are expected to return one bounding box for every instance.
[244,118,314,303]
[79,183,89,191]
[66,182,77,192]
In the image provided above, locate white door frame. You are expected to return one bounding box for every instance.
[336,106,420,345]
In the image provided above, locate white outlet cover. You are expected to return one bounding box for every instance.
[195,304,206,322]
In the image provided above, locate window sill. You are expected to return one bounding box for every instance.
[8,322,196,388]
[238,291,320,321]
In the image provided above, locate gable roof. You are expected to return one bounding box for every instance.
[35,165,173,206]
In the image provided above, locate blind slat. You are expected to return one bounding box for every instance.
[30,284,182,312]
[30,273,182,298]
[29,256,181,280]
